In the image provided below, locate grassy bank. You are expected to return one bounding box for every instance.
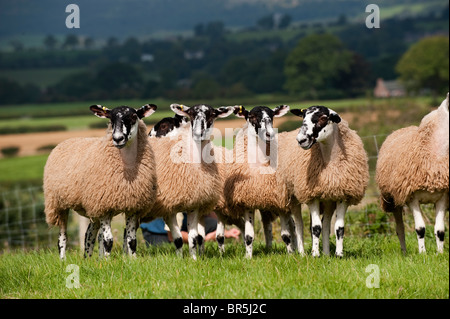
[0,234,448,299]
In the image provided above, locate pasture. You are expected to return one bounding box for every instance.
[0,95,448,300]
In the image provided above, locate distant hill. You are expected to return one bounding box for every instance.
[0,0,447,39]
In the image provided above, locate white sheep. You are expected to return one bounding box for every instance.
[277,106,369,257]
[44,104,158,259]
[376,93,449,254]
[221,105,292,258]
[141,103,233,259]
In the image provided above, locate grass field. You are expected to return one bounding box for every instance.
[0,234,448,299]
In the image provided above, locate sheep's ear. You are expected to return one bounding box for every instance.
[137,104,157,119]
[215,106,234,118]
[329,109,341,123]
[233,105,248,119]
[290,109,305,118]
[273,105,290,118]
[171,104,190,117]
[90,105,111,119]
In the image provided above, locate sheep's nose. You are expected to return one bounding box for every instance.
[114,135,124,143]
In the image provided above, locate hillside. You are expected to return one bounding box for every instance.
[0,0,447,40]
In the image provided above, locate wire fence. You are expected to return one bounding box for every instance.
[0,134,446,252]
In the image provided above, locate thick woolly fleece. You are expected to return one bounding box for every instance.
[376,108,449,210]
[277,120,369,206]
[44,120,157,226]
[222,124,289,219]
[141,128,221,221]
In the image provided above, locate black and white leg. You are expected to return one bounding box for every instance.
[393,208,406,254]
[197,215,205,257]
[84,219,100,258]
[57,210,69,260]
[165,213,183,257]
[321,202,335,256]
[290,203,305,256]
[408,198,426,253]
[434,194,448,254]
[124,215,138,257]
[309,200,321,257]
[215,213,226,254]
[280,213,294,253]
[334,201,347,257]
[99,215,113,258]
[244,210,255,259]
[187,210,199,260]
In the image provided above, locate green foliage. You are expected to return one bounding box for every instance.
[284,34,355,99]
[396,36,449,95]
[0,124,66,135]
[0,146,19,158]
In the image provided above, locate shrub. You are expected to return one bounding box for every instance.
[1,146,20,157]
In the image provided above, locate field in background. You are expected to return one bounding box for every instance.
[0,95,448,299]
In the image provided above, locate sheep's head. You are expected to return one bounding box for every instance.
[171,104,233,141]
[149,114,188,138]
[90,104,157,148]
[234,105,290,142]
[291,105,341,150]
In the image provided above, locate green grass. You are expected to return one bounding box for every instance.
[0,67,88,89]
[0,234,448,299]
[0,154,47,183]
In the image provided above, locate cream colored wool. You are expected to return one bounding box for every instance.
[44,120,157,226]
[222,124,289,219]
[376,108,449,210]
[277,120,369,206]
[142,130,221,221]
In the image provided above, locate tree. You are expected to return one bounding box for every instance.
[284,33,353,98]
[62,34,79,50]
[396,36,449,97]
[43,35,58,50]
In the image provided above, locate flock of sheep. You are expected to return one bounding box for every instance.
[43,93,449,260]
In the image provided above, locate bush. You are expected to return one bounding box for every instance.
[0,125,66,135]
[1,146,20,157]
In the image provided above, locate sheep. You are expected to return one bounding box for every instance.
[277,106,369,257]
[376,93,449,254]
[149,114,188,138]
[44,104,158,259]
[221,104,292,258]
[141,103,233,260]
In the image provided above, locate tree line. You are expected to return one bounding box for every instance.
[0,7,448,105]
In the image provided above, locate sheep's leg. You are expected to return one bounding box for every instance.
[309,200,321,257]
[165,214,183,258]
[187,210,199,260]
[280,213,294,254]
[321,202,335,256]
[434,194,448,254]
[261,211,273,250]
[197,215,206,257]
[84,219,100,258]
[99,215,113,258]
[215,213,226,254]
[408,198,426,253]
[393,208,407,254]
[244,210,255,259]
[58,211,69,260]
[124,215,138,257]
[334,201,348,257]
[290,204,305,256]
